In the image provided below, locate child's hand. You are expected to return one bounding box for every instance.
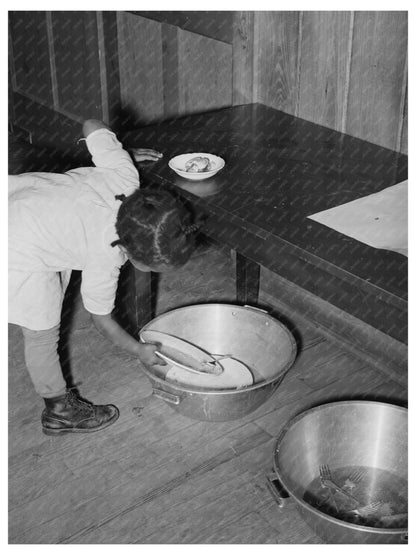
[138,342,167,366]
[131,148,163,162]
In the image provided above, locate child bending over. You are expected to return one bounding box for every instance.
[9,119,197,435]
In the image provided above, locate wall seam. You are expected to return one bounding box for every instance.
[252,12,258,102]
[8,19,17,91]
[45,12,59,111]
[341,11,355,134]
[295,11,303,117]
[396,49,408,153]
[96,11,110,124]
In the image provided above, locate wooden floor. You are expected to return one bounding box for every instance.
[8,241,408,544]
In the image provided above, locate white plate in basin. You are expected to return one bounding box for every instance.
[140,330,253,388]
[168,152,225,181]
[166,357,253,390]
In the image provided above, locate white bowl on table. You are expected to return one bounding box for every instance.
[168,152,225,181]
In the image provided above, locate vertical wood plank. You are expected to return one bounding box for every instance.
[101,12,122,130]
[396,51,408,154]
[298,11,352,131]
[96,12,109,124]
[232,11,254,105]
[253,11,299,115]
[161,23,180,118]
[9,12,54,108]
[400,85,408,154]
[341,12,355,133]
[8,19,16,125]
[117,12,164,126]
[177,29,232,114]
[51,11,102,120]
[294,11,303,117]
[45,12,59,111]
[345,11,408,150]
[8,17,17,91]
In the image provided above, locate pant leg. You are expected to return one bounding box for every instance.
[21,325,67,399]
[9,270,66,330]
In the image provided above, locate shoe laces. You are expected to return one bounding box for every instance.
[67,388,94,413]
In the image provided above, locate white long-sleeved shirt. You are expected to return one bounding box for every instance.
[9,128,139,316]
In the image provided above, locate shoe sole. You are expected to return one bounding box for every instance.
[42,409,120,436]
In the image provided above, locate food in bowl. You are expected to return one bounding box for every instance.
[168,153,225,181]
[185,156,212,173]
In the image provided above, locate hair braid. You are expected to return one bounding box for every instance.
[112,188,198,268]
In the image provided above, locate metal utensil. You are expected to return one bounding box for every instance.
[346,501,383,517]
[155,350,223,375]
[343,469,364,490]
[348,469,364,484]
[319,465,359,506]
[207,354,233,365]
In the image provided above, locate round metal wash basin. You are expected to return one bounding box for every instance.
[140,304,297,421]
[270,401,408,544]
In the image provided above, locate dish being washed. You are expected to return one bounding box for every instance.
[140,330,222,375]
[166,357,253,390]
[140,329,253,389]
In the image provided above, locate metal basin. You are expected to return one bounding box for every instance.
[140,304,297,421]
[270,401,408,544]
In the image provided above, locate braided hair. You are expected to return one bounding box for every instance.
[111,188,198,267]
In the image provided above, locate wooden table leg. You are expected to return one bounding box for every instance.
[115,262,157,335]
[133,267,158,333]
[236,252,260,305]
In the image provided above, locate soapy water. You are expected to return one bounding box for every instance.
[303,465,408,529]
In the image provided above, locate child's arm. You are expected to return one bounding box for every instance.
[82,119,162,161]
[83,119,111,137]
[91,313,165,367]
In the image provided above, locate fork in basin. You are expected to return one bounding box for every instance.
[319,465,359,506]
[343,468,364,491]
[348,469,364,483]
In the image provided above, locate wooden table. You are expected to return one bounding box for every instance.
[121,103,408,345]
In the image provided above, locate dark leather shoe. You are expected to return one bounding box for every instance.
[41,390,119,435]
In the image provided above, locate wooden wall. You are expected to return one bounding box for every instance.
[8,11,233,148]
[9,11,407,153]
[233,11,408,153]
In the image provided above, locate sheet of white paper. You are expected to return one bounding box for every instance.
[308,180,408,256]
